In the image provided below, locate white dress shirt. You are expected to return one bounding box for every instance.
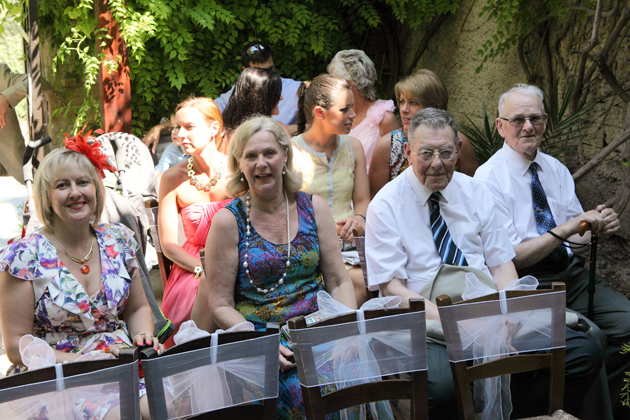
[474,143,583,250]
[365,168,515,293]
[214,77,301,125]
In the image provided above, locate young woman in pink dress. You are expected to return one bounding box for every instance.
[158,98,232,347]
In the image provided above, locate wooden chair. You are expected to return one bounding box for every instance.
[0,348,140,419]
[352,226,379,299]
[436,282,567,420]
[288,299,428,420]
[140,324,279,420]
[145,199,174,290]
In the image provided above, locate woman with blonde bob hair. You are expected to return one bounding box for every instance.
[369,69,479,197]
[0,138,159,419]
[34,148,107,231]
[202,116,356,418]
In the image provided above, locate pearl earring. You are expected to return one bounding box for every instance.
[282,168,286,175]
[240,174,244,182]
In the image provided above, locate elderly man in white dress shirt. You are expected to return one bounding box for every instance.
[366,107,602,418]
[474,83,630,418]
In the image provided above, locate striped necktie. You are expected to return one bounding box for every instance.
[530,163,568,262]
[429,192,468,266]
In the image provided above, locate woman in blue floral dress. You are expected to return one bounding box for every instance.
[0,134,159,420]
[203,117,357,419]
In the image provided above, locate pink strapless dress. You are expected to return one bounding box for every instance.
[161,200,232,345]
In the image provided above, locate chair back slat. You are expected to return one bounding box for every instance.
[141,324,279,420]
[436,282,567,419]
[0,348,140,420]
[288,299,428,420]
[352,226,369,289]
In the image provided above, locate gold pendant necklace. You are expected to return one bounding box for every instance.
[187,156,224,192]
[51,232,93,275]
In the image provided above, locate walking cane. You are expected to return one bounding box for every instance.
[578,221,598,319]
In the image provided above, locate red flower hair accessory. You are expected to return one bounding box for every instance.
[63,125,116,179]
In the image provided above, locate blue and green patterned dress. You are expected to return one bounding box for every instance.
[225,191,338,420]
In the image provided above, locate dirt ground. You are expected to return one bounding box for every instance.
[596,236,630,298]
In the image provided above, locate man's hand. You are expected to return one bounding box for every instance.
[595,204,620,237]
[0,94,10,129]
[142,122,170,154]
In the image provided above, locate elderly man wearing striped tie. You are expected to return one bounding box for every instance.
[365,107,602,419]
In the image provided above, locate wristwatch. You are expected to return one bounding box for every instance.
[193,264,203,279]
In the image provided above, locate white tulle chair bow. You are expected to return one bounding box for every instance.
[291,291,427,420]
[1,335,139,419]
[142,321,278,419]
[443,273,564,420]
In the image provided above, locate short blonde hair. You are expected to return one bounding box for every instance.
[227,116,303,198]
[34,147,106,233]
[394,69,448,111]
[327,49,378,101]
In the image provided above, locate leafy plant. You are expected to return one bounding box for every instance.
[17,0,461,138]
[621,343,630,408]
[459,102,503,165]
[542,81,594,160]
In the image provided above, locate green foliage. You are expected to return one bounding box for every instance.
[0,0,22,37]
[32,0,460,137]
[542,81,594,159]
[622,343,630,407]
[459,102,503,165]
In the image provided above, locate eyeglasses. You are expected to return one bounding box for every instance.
[498,114,547,127]
[246,44,266,57]
[414,148,457,162]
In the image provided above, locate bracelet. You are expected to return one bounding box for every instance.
[355,213,366,221]
[193,264,203,279]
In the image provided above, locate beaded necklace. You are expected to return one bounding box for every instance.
[187,156,224,192]
[243,191,290,294]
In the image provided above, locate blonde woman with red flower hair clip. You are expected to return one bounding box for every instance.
[0,131,162,420]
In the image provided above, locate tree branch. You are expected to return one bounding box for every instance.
[592,58,630,104]
[565,0,618,18]
[405,13,450,74]
[573,129,630,181]
[573,0,604,113]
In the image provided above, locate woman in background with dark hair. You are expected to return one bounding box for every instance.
[222,67,291,140]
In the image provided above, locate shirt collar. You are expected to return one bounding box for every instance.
[501,142,546,176]
[405,166,452,206]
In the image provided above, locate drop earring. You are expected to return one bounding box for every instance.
[282,167,286,175]
[240,174,244,182]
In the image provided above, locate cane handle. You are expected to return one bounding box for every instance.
[578,221,591,236]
